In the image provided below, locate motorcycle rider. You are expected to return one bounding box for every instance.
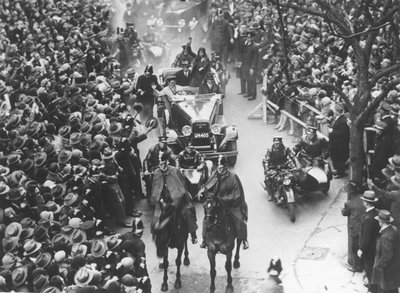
[177,139,205,170]
[143,136,176,199]
[263,136,296,201]
[293,125,329,167]
[177,139,208,183]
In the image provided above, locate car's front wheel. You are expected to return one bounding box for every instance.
[226,141,237,166]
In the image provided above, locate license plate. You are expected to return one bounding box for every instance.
[194,133,208,138]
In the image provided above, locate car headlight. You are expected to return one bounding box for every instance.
[182,125,192,136]
[211,124,221,135]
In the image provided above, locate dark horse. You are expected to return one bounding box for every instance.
[203,198,242,293]
[152,204,190,291]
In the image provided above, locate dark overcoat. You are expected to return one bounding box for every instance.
[329,114,349,162]
[371,225,400,290]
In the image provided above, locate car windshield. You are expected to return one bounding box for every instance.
[169,0,198,11]
[177,94,219,121]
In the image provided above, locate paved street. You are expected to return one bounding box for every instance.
[113,74,350,293]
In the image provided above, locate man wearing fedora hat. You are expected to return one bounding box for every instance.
[358,190,380,293]
[372,120,395,182]
[329,102,350,178]
[341,181,365,273]
[203,8,233,64]
[100,147,132,227]
[371,210,400,293]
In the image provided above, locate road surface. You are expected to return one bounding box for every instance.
[111,69,344,293]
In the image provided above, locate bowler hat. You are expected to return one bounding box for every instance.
[51,184,66,199]
[382,165,395,179]
[33,225,48,242]
[11,266,28,288]
[58,150,72,164]
[35,252,52,268]
[33,274,49,291]
[5,222,22,239]
[389,155,400,170]
[58,125,71,137]
[102,147,115,160]
[70,132,82,145]
[0,182,10,196]
[34,152,47,167]
[109,122,122,135]
[20,227,34,242]
[91,238,107,258]
[71,243,88,257]
[375,209,394,223]
[2,253,18,270]
[7,154,21,167]
[74,266,94,287]
[374,120,388,130]
[64,192,78,206]
[2,237,18,253]
[105,235,122,250]
[51,233,69,250]
[126,68,136,77]
[21,159,34,172]
[69,229,87,244]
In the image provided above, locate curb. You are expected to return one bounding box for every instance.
[291,179,365,293]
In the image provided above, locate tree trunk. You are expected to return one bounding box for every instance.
[349,122,365,186]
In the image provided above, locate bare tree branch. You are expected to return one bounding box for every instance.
[370,63,400,85]
[356,78,400,125]
[289,79,352,109]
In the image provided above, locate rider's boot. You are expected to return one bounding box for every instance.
[242,239,249,250]
[200,239,207,249]
[264,179,273,201]
[191,232,198,244]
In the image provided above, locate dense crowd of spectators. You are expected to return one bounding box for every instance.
[0,0,157,292]
[1,0,400,292]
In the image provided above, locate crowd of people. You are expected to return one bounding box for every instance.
[0,0,162,292]
[1,0,400,292]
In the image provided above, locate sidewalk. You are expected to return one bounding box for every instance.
[289,179,366,293]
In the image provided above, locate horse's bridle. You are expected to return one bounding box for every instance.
[204,198,223,227]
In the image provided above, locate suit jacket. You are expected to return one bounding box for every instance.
[239,40,258,71]
[372,225,400,290]
[175,69,192,86]
[372,184,400,229]
[207,18,232,50]
[329,114,350,159]
[198,81,221,94]
[341,195,366,236]
[373,130,394,175]
[136,74,162,94]
[359,208,380,260]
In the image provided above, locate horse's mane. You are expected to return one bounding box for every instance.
[204,198,237,253]
[153,205,188,257]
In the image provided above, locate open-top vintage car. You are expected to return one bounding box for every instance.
[166,93,239,166]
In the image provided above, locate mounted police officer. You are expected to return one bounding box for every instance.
[199,155,249,250]
[142,136,176,200]
[263,136,295,201]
